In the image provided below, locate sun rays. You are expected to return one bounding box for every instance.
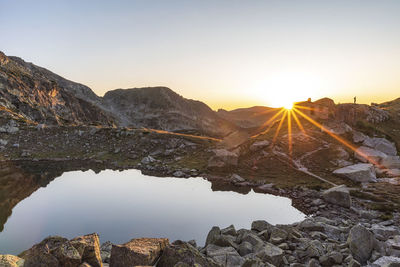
[255,103,385,169]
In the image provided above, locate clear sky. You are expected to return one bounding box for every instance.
[1,0,400,110]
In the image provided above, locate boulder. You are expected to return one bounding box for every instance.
[354,146,387,163]
[100,241,113,263]
[298,219,325,232]
[141,156,156,164]
[333,163,376,183]
[322,185,351,208]
[0,139,8,146]
[363,137,397,156]
[319,251,343,266]
[52,241,82,267]
[110,238,168,267]
[70,233,102,267]
[269,228,288,244]
[208,149,238,168]
[250,140,270,152]
[381,156,400,169]
[256,243,284,267]
[238,241,253,256]
[348,225,375,264]
[157,240,220,267]
[353,131,368,143]
[205,244,244,266]
[231,174,245,184]
[221,225,237,236]
[251,220,273,232]
[371,256,400,267]
[205,226,221,246]
[0,255,25,267]
[371,225,400,241]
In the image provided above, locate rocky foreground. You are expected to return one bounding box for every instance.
[1,183,400,267]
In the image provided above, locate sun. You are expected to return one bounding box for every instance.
[282,102,294,110]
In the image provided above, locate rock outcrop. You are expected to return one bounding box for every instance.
[322,185,352,208]
[333,163,377,183]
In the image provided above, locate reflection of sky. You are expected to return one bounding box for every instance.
[0,169,305,254]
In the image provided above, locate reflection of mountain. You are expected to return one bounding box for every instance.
[0,161,103,231]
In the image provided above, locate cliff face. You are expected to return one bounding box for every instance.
[101,87,238,137]
[0,51,113,126]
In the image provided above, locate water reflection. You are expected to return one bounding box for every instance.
[0,161,305,254]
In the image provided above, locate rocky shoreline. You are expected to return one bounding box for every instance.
[1,180,399,267]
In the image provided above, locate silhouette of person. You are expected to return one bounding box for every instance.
[354,96,356,104]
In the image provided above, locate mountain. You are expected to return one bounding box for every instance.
[101,87,238,137]
[0,51,112,126]
[0,51,237,137]
[217,106,281,128]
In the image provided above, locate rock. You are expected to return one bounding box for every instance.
[70,233,102,267]
[231,174,245,184]
[110,237,168,267]
[363,137,397,156]
[269,228,288,244]
[335,146,350,160]
[213,234,238,249]
[0,139,8,146]
[52,241,82,267]
[386,236,400,256]
[319,251,343,266]
[371,256,400,267]
[239,231,265,250]
[208,149,238,168]
[306,240,325,258]
[353,131,368,143]
[0,255,25,267]
[206,244,244,266]
[354,146,387,163]
[100,241,113,263]
[205,226,221,246]
[19,236,67,267]
[173,170,185,177]
[187,240,197,248]
[221,225,237,236]
[371,225,400,241]
[322,185,351,208]
[298,219,325,232]
[347,225,375,264]
[157,240,220,267]
[381,156,400,169]
[238,241,253,256]
[251,220,273,232]
[256,243,284,266]
[333,163,377,183]
[348,259,361,267]
[258,183,275,191]
[250,140,270,152]
[306,258,320,267]
[141,156,156,164]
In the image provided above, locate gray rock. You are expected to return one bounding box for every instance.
[208,149,239,168]
[172,171,185,177]
[238,241,253,256]
[221,225,237,236]
[251,220,273,232]
[353,131,368,143]
[381,156,400,169]
[319,251,343,266]
[250,140,270,152]
[231,174,245,184]
[141,156,155,164]
[348,259,361,267]
[333,163,377,183]
[322,185,351,208]
[269,228,288,244]
[371,225,400,241]
[347,224,375,264]
[371,256,400,267]
[298,219,325,232]
[205,226,221,246]
[206,244,244,267]
[354,146,388,163]
[256,243,284,266]
[100,241,113,263]
[363,137,397,156]
[0,139,8,146]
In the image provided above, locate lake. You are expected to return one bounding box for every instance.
[0,169,305,254]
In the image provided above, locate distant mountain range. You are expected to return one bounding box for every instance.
[1,51,399,138]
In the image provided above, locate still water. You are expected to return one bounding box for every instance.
[0,169,305,254]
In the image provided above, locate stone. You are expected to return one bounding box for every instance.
[319,251,343,266]
[157,240,220,267]
[231,174,245,184]
[298,219,325,232]
[239,231,264,250]
[251,220,273,232]
[250,140,270,151]
[52,241,82,267]
[322,184,351,208]
[354,146,387,163]
[221,225,237,236]
[238,241,253,256]
[347,224,375,264]
[0,255,25,267]
[205,226,221,246]
[213,234,238,249]
[206,244,244,266]
[333,163,377,183]
[306,240,325,258]
[173,170,185,177]
[110,237,168,267]
[208,149,239,168]
[306,258,320,267]
[269,228,288,244]
[371,256,400,267]
[100,241,113,263]
[353,131,368,143]
[0,139,8,146]
[348,259,361,267]
[256,243,284,267]
[381,156,400,169]
[70,233,103,267]
[363,137,397,156]
[371,225,400,241]
[141,155,155,164]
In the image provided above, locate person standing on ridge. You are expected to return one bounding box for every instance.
[354,96,357,104]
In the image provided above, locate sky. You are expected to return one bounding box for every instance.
[1,0,400,110]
